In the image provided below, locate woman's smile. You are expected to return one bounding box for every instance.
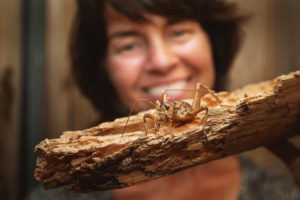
[143,79,190,97]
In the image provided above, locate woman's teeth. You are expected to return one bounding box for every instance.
[146,80,188,96]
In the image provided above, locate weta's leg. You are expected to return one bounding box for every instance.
[192,82,202,110]
[190,106,209,142]
[190,106,208,116]
[168,119,173,127]
[122,98,157,136]
[192,82,222,111]
[199,83,222,105]
[143,113,158,135]
[162,91,169,104]
[200,106,209,141]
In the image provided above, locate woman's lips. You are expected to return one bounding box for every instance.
[143,77,193,100]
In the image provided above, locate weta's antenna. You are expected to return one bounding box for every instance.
[164,89,196,92]
[122,99,156,137]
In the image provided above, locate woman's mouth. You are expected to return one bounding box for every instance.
[143,78,192,100]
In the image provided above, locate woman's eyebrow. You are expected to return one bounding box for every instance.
[108,30,139,40]
[166,18,187,26]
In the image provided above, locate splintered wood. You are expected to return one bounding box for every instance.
[35,71,300,192]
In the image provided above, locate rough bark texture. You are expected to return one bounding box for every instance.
[35,71,300,192]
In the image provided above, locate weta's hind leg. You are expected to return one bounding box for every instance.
[200,106,209,142]
[200,83,221,104]
[190,106,209,142]
[192,82,222,110]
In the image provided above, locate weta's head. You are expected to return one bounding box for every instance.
[155,100,170,112]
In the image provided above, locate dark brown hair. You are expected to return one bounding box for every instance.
[70,0,245,120]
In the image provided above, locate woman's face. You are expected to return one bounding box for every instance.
[105,5,215,112]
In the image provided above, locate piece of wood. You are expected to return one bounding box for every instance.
[34,71,300,192]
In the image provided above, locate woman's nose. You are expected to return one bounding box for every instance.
[145,37,178,73]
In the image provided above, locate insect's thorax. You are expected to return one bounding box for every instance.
[158,101,194,123]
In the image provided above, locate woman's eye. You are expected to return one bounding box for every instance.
[168,28,191,42]
[121,43,137,52]
[109,36,145,55]
[117,40,144,54]
[172,29,185,37]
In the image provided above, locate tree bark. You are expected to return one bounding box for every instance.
[34,71,300,192]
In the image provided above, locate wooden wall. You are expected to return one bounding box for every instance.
[0,1,22,200]
[228,0,300,89]
[44,0,99,139]
[228,0,277,89]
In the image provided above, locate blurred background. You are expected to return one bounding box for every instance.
[0,0,299,199]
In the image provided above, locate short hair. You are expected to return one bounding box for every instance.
[70,0,246,120]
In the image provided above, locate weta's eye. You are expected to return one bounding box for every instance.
[164,103,169,110]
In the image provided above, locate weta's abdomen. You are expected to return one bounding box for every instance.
[172,101,194,123]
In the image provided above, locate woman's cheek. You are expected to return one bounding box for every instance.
[108,56,145,92]
[176,38,215,87]
[180,37,211,63]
